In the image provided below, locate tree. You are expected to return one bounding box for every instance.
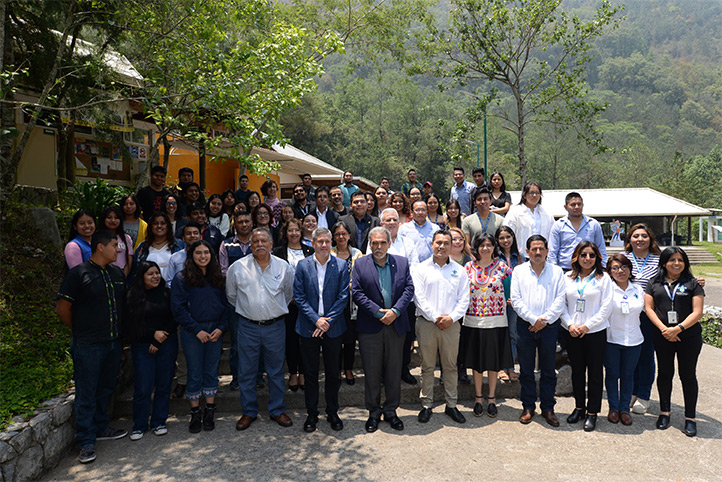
[424,0,623,184]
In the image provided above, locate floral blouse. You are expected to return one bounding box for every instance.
[463,259,512,329]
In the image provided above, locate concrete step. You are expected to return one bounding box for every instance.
[607,246,718,264]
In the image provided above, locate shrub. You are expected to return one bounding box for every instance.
[63,177,130,219]
[701,315,722,349]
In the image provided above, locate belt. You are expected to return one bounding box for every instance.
[246,316,283,326]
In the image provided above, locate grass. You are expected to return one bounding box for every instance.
[0,205,74,428]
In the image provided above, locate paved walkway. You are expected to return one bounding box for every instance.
[44,345,722,482]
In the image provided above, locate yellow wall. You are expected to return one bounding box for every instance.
[16,125,58,189]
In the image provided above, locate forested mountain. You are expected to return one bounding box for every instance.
[281,0,722,209]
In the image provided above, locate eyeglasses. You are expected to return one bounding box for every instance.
[257,211,269,217]
[334,232,349,237]
[294,190,305,194]
[580,253,596,259]
[166,201,177,206]
[610,266,630,272]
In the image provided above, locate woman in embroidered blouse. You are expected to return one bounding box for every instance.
[502,181,554,257]
[101,206,133,277]
[561,241,613,432]
[462,233,513,418]
[495,225,522,382]
[331,221,363,385]
[604,253,644,427]
[65,209,96,269]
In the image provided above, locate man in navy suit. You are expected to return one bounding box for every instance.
[293,227,350,433]
[352,227,415,433]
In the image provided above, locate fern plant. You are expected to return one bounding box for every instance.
[63,177,129,218]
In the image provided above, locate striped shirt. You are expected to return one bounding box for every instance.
[623,251,660,291]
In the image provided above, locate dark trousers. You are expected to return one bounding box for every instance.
[299,334,343,416]
[402,302,416,372]
[131,335,178,432]
[358,325,405,419]
[285,303,304,376]
[605,342,642,412]
[633,312,656,400]
[340,306,357,371]
[563,329,607,413]
[517,319,559,412]
[653,331,703,418]
[73,340,122,448]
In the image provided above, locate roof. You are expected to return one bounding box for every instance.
[506,188,711,218]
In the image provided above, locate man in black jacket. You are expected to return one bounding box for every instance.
[339,191,379,252]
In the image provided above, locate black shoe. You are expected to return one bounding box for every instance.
[487,402,498,418]
[473,402,484,417]
[656,414,671,430]
[583,414,597,432]
[567,408,585,424]
[683,420,697,437]
[189,409,202,434]
[401,370,417,385]
[445,406,466,424]
[383,413,404,431]
[303,415,318,433]
[289,383,299,392]
[365,416,380,433]
[418,408,432,423]
[327,413,343,431]
[202,405,216,431]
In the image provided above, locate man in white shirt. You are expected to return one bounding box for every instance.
[412,230,470,424]
[313,186,338,230]
[227,227,295,431]
[510,234,567,427]
[398,200,439,265]
[366,208,409,257]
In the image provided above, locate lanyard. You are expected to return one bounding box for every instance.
[664,283,682,303]
[576,274,594,298]
[632,253,651,275]
[477,212,491,232]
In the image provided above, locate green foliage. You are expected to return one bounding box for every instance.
[0,205,73,428]
[701,315,722,349]
[63,177,129,219]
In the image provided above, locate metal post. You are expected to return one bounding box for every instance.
[483,109,488,182]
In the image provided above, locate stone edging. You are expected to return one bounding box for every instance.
[0,389,75,481]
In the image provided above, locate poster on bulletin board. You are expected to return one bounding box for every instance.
[74,138,132,182]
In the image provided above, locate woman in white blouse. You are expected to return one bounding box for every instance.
[561,241,613,432]
[604,253,644,426]
[502,181,554,258]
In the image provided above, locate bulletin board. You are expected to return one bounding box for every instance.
[74,138,135,182]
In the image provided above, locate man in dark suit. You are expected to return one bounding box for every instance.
[293,227,350,433]
[292,183,315,219]
[313,186,338,230]
[352,227,415,433]
[339,191,379,253]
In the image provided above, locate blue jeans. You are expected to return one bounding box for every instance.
[506,306,519,364]
[517,319,559,412]
[633,312,656,400]
[180,324,222,401]
[73,340,122,448]
[237,314,286,417]
[230,315,265,384]
[131,335,178,431]
[605,342,642,412]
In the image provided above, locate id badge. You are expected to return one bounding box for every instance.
[576,299,586,313]
[667,311,679,325]
[621,302,630,314]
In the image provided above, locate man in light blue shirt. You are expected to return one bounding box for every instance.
[548,192,608,270]
[338,170,359,209]
[398,200,440,265]
[449,167,474,215]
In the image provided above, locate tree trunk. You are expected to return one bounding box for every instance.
[55,112,76,194]
[515,91,527,186]
[198,139,206,191]
[162,133,170,169]
[138,129,163,190]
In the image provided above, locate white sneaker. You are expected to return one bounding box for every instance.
[129,430,144,441]
[153,425,168,436]
[629,396,638,410]
[632,398,650,414]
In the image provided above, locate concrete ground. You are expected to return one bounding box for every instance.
[44,345,722,482]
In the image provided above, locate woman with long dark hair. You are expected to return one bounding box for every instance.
[252,202,280,247]
[171,240,230,433]
[488,171,511,216]
[101,206,133,277]
[206,194,231,237]
[426,194,445,229]
[503,181,554,256]
[604,254,644,426]
[260,179,283,227]
[390,192,412,224]
[133,212,185,281]
[65,209,96,269]
[375,186,390,213]
[561,241,613,432]
[444,199,464,230]
[125,261,178,440]
[495,225,522,382]
[163,193,186,239]
[645,247,704,437]
[221,189,237,217]
[121,194,147,250]
[365,191,379,217]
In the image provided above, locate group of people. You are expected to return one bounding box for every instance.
[57,166,706,465]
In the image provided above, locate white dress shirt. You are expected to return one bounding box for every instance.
[560,272,613,333]
[226,254,294,321]
[316,207,329,229]
[510,261,566,325]
[314,255,330,316]
[412,257,470,323]
[503,204,555,258]
[606,282,644,346]
[365,235,410,258]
